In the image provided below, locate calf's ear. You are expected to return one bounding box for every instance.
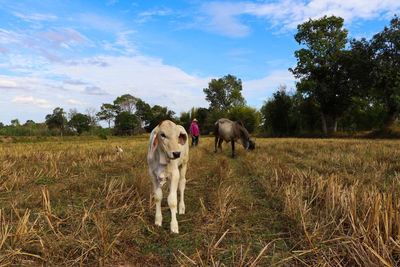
[178,133,187,145]
[149,133,159,159]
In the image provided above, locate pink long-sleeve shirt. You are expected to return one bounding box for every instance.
[190,122,199,136]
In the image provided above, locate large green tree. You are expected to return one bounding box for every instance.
[69,113,90,135]
[339,98,385,132]
[45,107,67,136]
[114,112,140,135]
[146,105,176,132]
[97,103,118,129]
[290,16,351,135]
[85,107,98,134]
[203,74,246,112]
[23,120,37,136]
[113,94,138,114]
[261,88,295,136]
[291,92,321,134]
[369,15,400,131]
[228,106,260,134]
[10,119,20,127]
[135,98,152,130]
[347,38,375,97]
[114,95,153,132]
[179,107,211,134]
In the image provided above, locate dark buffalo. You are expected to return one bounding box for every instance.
[214,118,255,158]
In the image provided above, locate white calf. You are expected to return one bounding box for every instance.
[147,120,189,233]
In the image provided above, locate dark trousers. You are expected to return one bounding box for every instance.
[191,135,199,146]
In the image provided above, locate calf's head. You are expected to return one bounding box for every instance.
[150,120,187,161]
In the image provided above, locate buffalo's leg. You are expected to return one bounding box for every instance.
[231,140,235,158]
[218,138,223,152]
[214,136,219,153]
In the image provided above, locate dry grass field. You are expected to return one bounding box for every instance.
[0,136,400,266]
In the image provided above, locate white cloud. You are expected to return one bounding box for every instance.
[86,58,110,67]
[63,79,86,85]
[200,2,251,37]
[2,53,296,115]
[0,80,18,88]
[106,0,119,6]
[12,95,53,109]
[48,84,68,92]
[0,49,211,119]
[139,8,173,18]
[0,28,24,45]
[78,13,124,32]
[40,28,88,49]
[102,31,137,55]
[0,76,48,91]
[246,0,400,29]
[84,86,109,95]
[12,12,57,22]
[137,7,173,23]
[3,53,49,74]
[200,0,400,36]
[0,27,89,62]
[39,49,63,62]
[114,31,137,54]
[244,69,296,106]
[67,99,85,105]
[0,46,9,54]
[47,54,210,112]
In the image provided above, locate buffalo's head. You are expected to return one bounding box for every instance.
[248,139,255,150]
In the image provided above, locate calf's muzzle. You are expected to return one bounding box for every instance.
[172,151,181,159]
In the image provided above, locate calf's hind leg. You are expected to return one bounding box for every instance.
[150,172,163,226]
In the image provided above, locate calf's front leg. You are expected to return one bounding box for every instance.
[168,170,180,233]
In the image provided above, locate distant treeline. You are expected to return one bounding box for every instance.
[1,15,399,138]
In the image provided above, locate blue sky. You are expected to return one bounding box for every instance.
[0,0,399,125]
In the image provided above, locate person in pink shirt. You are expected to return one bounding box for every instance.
[190,118,200,147]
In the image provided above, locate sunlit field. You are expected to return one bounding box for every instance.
[0,136,400,266]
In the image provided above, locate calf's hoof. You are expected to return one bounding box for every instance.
[170,221,179,233]
[179,203,185,214]
[155,216,162,226]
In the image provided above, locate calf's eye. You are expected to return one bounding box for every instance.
[161,133,166,138]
